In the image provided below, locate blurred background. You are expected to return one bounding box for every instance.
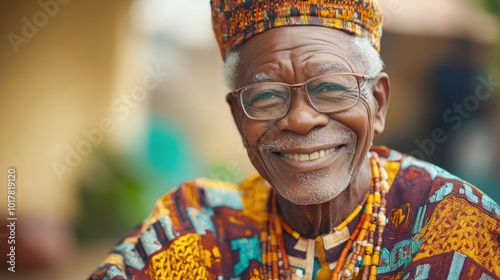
[0,0,498,279]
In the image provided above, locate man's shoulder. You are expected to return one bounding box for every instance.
[374,146,500,219]
[153,173,270,213]
[144,174,269,228]
[374,145,466,184]
[155,176,243,210]
[89,174,271,279]
[374,147,500,279]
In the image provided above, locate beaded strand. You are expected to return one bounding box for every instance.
[261,153,391,280]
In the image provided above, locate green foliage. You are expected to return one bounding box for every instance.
[74,150,150,243]
[480,0,500,16]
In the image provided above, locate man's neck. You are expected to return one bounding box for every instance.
[276,156,372,238]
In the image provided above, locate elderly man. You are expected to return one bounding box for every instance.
[89,1,500,279]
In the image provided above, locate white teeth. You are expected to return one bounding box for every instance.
[283,148,337,161]
[310,151,319,160]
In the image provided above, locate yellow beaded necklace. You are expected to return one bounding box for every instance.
[261,152,391,280]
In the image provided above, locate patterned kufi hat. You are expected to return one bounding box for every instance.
[211,0,383,60]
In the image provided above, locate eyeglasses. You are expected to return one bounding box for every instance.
[229,73,369,120]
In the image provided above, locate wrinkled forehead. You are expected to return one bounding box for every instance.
[236,26,359,86]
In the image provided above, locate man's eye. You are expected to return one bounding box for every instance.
[252,91,278,102]
[245,90,286,107]
[314,83,347,93]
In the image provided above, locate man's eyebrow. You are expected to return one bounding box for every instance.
[247,72,274,85]
[246,63,350,85]
[313,62,351,75]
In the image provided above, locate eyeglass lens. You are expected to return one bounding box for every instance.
[240,74,359,120]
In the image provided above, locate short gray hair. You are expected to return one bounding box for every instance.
[351,36,384,93]
[224,51,240,91]
[223,36,384,92]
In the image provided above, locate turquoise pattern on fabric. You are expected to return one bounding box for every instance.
[461,184,480,204]
[103,266,126,280]
[140,227,161,256]
[114,242,145,271]
[158,215,177,241]
[186,207,216,236]
[481,195,500,216]
[447,252,466,280]
[204,187,243,210]
[230,235,262,276]
[429,182,454,203]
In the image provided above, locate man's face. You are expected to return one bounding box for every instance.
[228,26,384,205]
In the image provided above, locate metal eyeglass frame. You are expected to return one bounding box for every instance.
[228,73,371,120]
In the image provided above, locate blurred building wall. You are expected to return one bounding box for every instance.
[0,0,132,225]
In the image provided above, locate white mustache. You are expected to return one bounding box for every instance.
[258,128,356,152]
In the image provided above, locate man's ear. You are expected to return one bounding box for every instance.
[226,93,249,148]
[371,72,391,135]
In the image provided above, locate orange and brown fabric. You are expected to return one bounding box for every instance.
[88,147,500,279]
[211,0,384,60]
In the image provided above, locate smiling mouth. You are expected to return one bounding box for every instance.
[280,147,341,162]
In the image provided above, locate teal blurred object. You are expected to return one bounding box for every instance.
[144,115,200,201]
[74,116,201,243]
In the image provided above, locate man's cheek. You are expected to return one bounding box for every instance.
[246,148,259,165]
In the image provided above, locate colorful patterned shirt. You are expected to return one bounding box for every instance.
[89,146,500,279]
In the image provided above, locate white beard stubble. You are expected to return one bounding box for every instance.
[258,128,357,205]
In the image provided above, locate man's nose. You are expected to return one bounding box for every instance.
[276,91,329,134]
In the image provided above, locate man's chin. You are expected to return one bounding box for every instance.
[269,168,352,205]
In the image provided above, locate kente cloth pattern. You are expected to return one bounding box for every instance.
[211,0,383,60]
[89,146,500,280]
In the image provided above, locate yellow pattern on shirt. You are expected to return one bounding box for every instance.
[414,195,500,274]
[240,173,271,224]
[145,233,219,280]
